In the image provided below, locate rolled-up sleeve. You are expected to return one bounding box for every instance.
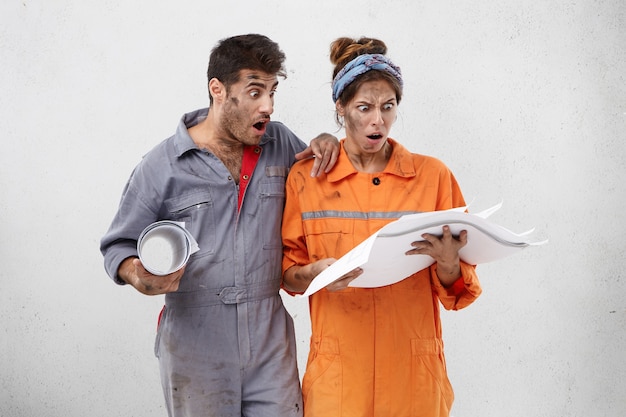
[430,261,482,310]
[100,170,159,284]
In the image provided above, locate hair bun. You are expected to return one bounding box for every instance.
[330,37,388,78]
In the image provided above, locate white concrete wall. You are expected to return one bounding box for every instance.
[1,1,624,416]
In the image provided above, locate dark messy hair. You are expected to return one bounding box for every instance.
[330,36,403,108]
[206,34,287,104]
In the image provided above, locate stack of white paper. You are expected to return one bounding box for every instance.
[300,203,546,297]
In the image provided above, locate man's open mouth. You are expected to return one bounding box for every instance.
[253,120,268,131]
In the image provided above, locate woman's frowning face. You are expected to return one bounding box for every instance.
[338,79,398,155]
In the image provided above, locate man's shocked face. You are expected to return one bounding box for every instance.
[218,69,278,146]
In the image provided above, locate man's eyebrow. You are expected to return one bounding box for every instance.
[244,79,279,90]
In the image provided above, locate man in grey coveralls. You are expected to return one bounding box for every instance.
[100,34,338,416]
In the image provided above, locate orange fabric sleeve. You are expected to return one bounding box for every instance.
[430,261,482,311]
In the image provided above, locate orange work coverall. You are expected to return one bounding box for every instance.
[282,139,482,417]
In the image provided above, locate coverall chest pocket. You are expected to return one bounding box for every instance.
[164,190,216,256]
[258,178,286,250]
[303,219,355,261]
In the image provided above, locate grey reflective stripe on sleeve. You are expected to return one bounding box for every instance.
[301,210,419,220]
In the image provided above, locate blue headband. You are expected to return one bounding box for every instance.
[331,53,403,102]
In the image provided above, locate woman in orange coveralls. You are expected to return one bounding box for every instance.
[281,37,482,417]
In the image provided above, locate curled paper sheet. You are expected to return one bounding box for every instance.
[300,203,547,297]
[137,221,200,276]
